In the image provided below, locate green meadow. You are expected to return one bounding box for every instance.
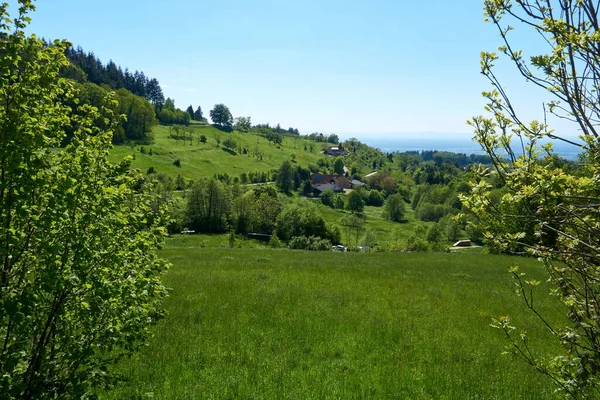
[108,125,328,180]
[104,245,563,399]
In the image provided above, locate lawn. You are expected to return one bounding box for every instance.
[104,248,563,399]
[108,125,329,181]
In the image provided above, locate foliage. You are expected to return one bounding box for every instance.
[275,160,294,193]
[222,136,237,150]
[209,104,233,127]
[0,4,169,397]
[382,193,406,222]
[288,235,331,251]
[158,98,191,125]
[186,178,232,233]
[465,0,600,397]
[333,157,345,175]
[193,106,203,121]
[340,213,366,245]
[346,190,365,214]
[320,189,335,208]
[234,116,251,132]
[62,44,164,108]
[113,88,157,142]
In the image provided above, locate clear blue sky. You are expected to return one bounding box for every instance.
[11,0,578,139]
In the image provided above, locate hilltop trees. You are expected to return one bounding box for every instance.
[465,0,600,396]
[194,105,203,121]
[158,97,191,125]
[210,104,233,128]
[0,2,169,397]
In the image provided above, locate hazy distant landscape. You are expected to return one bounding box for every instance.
[4,1,600,399]
[351,133,584,160]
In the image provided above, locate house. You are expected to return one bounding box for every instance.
[312,182,344,196]
[350,179,366,188]
[325,146,343,156]
[311,174,351,189]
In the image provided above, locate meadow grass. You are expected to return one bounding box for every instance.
[108,125,328,181]
[104,248,563,399]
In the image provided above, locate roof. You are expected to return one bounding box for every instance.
[351,179,366,186]
[313,183,344,193]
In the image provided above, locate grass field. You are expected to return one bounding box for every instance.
[108,125,329,181]
[104,247,563,399]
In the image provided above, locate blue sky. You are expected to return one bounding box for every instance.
[12,0,580,140]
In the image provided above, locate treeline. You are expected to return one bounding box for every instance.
[62,45,165,108]
[253,123,300,135]
[150,177,341,248]
[303,132,340,143]
[61,44,205,142]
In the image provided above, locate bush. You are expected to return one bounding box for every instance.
[173,159,181,167]
[288,236,331,251]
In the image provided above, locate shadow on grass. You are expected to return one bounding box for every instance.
[212,124,233,133]
[221,147,237,156]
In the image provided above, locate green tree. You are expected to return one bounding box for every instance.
[464,1,600,396]
[209,103,233,127]
[186,105,194,120]
[234,116,251,132]
[276,160,294,193]
[340,213,366,246]
[320,189,335,208]
[346,190,365,214]
[222,136,237,150]
[334,157,345,175]
[0,3,169,397]
[194,105,203,121]
[163,97,175,112]
[114,88,157,142]
[186,178,232,233]
[382,193,406,222]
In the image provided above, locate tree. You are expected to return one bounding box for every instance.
[340,214,366,246]
[209,103,233,127]
[382,193,406,222]
[186,105,194,120]
[194,105,203,121]
[0,3,169,397]
[464,1,600,397]
[163,97,175,112]
[186,178,232,233]
[334,157,345,175]
[234,116,251,132]
[346,190,365,214]
[222,136,236,150]
[114,88,157,142]
[275,160,294,193]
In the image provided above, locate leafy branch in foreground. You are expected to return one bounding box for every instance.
[463,1,600,398]
[0,2,170,398]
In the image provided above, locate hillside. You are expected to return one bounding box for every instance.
[108,125,331,181]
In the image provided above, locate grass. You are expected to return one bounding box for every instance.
[108,125,329,181]
[104,247,564,399]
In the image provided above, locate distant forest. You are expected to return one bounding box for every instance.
[62,45,165,108]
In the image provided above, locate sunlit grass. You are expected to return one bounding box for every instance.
[108,125,328,180]
[104,248,563,399]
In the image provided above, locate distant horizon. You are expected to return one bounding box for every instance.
[335,132,584,161]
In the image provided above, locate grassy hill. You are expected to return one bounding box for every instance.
[104,246,562,399]
[108,125,330,181]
